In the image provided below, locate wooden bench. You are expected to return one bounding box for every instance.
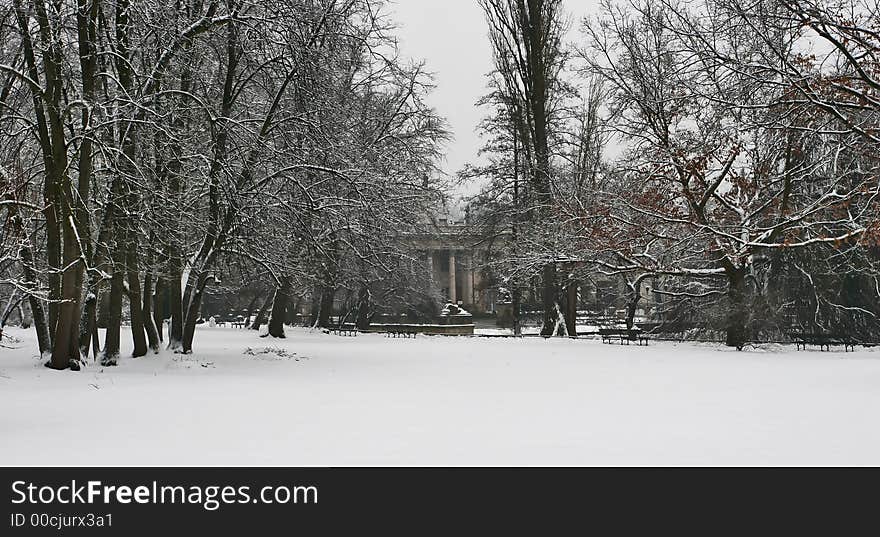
[598,328,649,346]
[231,321,246,329]
[790,332,855,352]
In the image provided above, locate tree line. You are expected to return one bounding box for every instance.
[469,0,880,348]
[0,0,448,369]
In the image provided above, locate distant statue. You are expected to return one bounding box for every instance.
[443,303,462,316]
[439,302,472,326]
[441,302,470,317]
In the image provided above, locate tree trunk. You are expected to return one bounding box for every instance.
[126,233,148,358]
[95,178,133,364]
[152,275,165,343]
[79,293,98,359]
[47,167,84,370]
[44,194,60,347]
[181,274,209,354]
[318,284,336,328]
[526,0,560,338]
[540,263,563,336]
[181,257,229,352]
[250,296,272,331]
[101,193,128,365]
[101,262,125,366]
[624,275,647,332]
[267,278,291,338]
[28,294,50,356]
[725,268,748,350]
[512,285,522,336]
[112,0,148,359]
[162,4,197,354]
[97,291,110,329]
[309,287,321,327]
[20,0,85,367]
[91,317,100,358]
[71,0,99,364]
[8,209,51,355]
[13,0,54,349]
[141,260,160,353]
[356,284,372,331]
[625,289,639,331]
[167,254,184,351]
[565,277,578,337]
[16,304,27,328]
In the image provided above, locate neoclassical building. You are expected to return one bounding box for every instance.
[414,214,498,314]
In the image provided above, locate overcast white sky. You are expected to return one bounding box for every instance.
[391,0,598,194]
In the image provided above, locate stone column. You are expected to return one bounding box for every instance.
[426,250,434,285]
[448,250,457,303]
[463,252,474,307]
[473,252,483,310]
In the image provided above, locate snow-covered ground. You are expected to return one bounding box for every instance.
[2,325,880,465]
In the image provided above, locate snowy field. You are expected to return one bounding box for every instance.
[3,326,880,466]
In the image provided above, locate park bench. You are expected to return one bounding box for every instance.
[598,327,649,346]
[231,321,246,329]
[789,332,855,352]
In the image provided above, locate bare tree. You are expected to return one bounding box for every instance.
[479,0,572,336]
